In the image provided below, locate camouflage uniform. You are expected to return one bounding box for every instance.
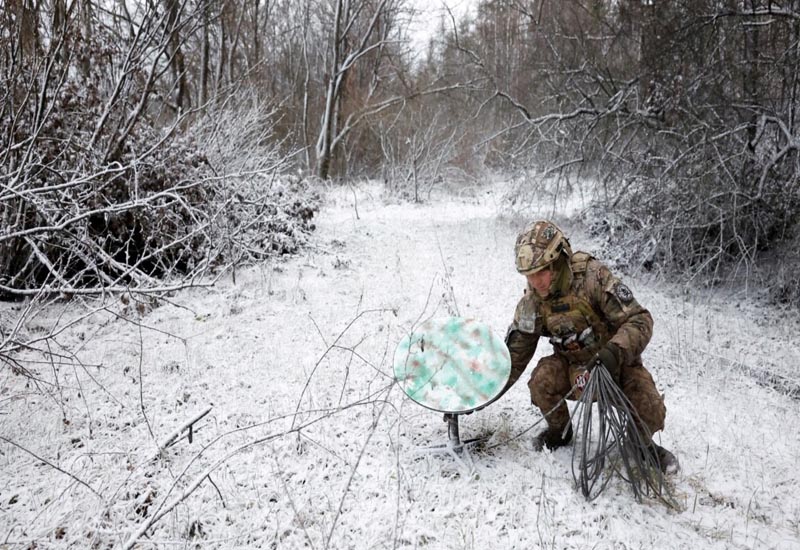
[507,220,667,444]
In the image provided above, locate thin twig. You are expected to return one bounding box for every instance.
[138,323,157,445]
[0,436,103,499]
[325,385,394,549]
[291,308,396,429]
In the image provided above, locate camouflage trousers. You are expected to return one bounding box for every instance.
[528,354,666,440]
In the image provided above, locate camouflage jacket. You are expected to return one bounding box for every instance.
[506,252,653,379]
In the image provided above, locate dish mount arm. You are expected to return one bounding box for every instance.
[444,413,461,447]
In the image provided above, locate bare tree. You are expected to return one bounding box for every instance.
[313,0,399,179]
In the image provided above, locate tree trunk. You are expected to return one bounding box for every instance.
[165,0,187,112]
[315,0,344,180]
[200,0,210,105]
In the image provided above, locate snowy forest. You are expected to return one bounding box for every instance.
[2,1,800,549]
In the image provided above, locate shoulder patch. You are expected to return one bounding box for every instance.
[518,313,537,333]
[613,282,634,304]
[514,293,539,333]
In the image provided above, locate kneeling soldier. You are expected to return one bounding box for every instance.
[505,220,678,473]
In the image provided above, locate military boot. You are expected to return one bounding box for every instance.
[649,444,680,474]
[533,423,573,451]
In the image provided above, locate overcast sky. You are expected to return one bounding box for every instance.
[408,0,476,50]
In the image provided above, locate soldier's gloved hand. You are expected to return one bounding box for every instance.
[590,342,621,384]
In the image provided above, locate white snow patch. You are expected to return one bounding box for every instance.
[1,181,798,549]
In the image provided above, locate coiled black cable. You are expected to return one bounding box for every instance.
[571,365,677,507]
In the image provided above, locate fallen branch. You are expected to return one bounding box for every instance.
[157,406,213,452]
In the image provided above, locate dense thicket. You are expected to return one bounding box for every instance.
[441,0,800,303]
[0,1,322,298]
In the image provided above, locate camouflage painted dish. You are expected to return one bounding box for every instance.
[393,317,511,413]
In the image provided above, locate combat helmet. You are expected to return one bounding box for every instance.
[514,220,572,274]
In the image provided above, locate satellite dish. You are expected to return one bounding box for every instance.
[393,317,511,415]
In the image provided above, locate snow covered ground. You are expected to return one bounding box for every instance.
[1,181,799,549]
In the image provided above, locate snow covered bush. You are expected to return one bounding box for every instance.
[0,7,321,371]
[496,4,800,306]
[0,19,320,298]
[190,94,322,263]
[0,89,320,295]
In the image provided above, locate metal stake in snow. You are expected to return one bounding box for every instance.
[393,317,511,452]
